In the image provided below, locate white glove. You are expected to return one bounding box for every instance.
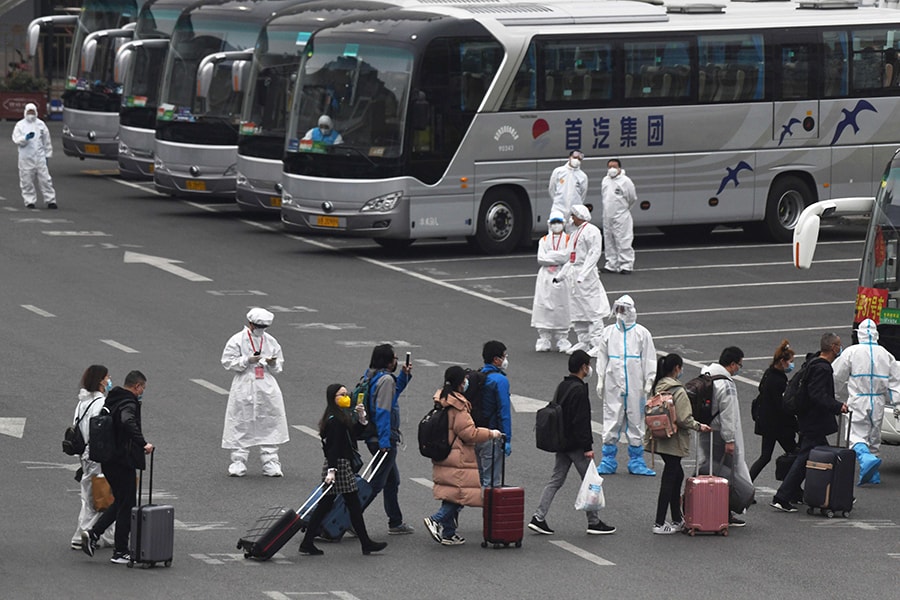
[325,469,335,485]
[644,377,655,397]
[596,381,604,400]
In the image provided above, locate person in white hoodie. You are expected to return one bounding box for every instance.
[11,102,57,209]
[70,365,115,550]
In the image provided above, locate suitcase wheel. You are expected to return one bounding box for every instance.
[243,552,251,559]
[164,559,172,567]
[515,541,522,548]
[824,509,835,519]
[841,511,851,519]
[127,561,134,569]
[721,528,728,537]
[688,528,696,537]
[481,541,487,548]
[806,507,815,515]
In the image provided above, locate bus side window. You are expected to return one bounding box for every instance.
[822,32,848,98]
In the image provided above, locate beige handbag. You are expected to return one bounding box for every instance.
[91,475,115,511]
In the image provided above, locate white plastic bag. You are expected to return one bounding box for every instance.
[574,459,605,511]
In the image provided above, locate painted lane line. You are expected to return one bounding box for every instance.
[100,339,140,353]
[607,278,855,295]
[184,201,236,212]
[124,251,212,282]
[330,592,364,600]
[549,540,615,566]
[499,284,857,303]
[654,324,848,341]
[411,477,434,489]
[113,177,166,196]
[21,304,55,317]
[0,417,26,438]
[42,230,110,236]
[640,300,853,316]
[190,379,229,395]
[291,424,320,439]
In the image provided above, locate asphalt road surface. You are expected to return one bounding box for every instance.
[1,121,897,599]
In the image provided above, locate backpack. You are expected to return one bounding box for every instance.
[418,401,456,460]
[352,372,383,441]
[645,392,677,438]
[683,373,729,425]
[464,368,488,428]
[535,382,572,453]
[62,397,99,456]
[782,357,816,415]
[88,406,117,463]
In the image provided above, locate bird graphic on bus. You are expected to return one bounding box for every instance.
[829,99,877,146]
[716,161,754,195]
[778,118,802,146]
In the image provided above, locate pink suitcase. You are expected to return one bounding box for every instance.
[482,438,524,548]
[683,433,729,536]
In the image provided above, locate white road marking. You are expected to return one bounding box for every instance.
[42,230,110,236]
[175,519,234,531]
[193,552,291,566]
[190,379,229,395]
[0,418,26,438]
[549,540,615,566]
[292,425,320,438]
[100,339,140,353]
[207,290,268,296]
[330,592,364,600]
[811,519,898,530]
[114,178,166,196]
[411,477,434,489]
[21,460,80,471]
[124,250,213,282]
[21,304,55,317]
[754,486,778,497]
[654,325,848,341]
[640,300,853,316]
[14,217,71,223]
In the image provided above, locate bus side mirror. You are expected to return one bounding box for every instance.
[197,60,215,99]
[231,60,251,93]
[82,38,98,74]
[27,23,42,59]
[114,46,134,87]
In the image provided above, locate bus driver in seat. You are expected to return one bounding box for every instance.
[303,115,344,146]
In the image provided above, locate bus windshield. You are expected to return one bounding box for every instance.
[287,41,412,160]
[241,26,311,139]
[66,0,138,99]
[158,17,263,123]
[135,6,183,39]
[862,165,900,293]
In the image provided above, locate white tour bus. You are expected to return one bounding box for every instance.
[279,0,900,253]
[793,151,900,444]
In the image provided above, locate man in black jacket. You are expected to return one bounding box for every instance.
[528,350,616,536]
[771,334,848,512]
[82,371,154,563]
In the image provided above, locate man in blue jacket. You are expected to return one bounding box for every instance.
[476,340,512,487]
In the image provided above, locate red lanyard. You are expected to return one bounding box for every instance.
[570,224,586,263]
[247,330,264,354]
[551,232,565,251]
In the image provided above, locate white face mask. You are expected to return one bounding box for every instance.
[569,158,581,169]
[586,366,593,379]
[607,167,619,178]
[25,114,36,123]
[549,222,564,234]
[501,357,509,370]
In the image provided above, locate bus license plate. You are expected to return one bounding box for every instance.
[148,164,154,174]
[84,144,100,155]
[186,180,206,191]
[316,215,340,228]
[269,196,282,207]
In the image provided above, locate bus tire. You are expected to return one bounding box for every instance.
[761,175,813,243]
[470,189,524,254]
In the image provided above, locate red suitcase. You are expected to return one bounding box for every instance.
[482,438,524,548]
[683,432,729,537]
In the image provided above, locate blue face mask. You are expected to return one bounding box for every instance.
[106,378,113,393]
[785,362,795,373]
[462,379,469,393]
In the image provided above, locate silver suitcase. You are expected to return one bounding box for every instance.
[129,449,174,568]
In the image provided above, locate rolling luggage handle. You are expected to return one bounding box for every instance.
[360,448,389,483]
[837,410,852,449]
[489,434,507,488]
[138,447,155,506]
[692,429,715,478]
[298,482,332,519]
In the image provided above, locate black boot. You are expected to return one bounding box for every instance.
[361,540,387,555]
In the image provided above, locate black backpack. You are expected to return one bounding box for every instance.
[418,401,456,461]
[684,373,729,425]
[782,357,816,415]
[62,398,99,456]
[464,368,488,428]
[535,381,574,453]
[88,406,117,463]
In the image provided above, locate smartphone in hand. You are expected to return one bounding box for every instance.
[405,352,411,367]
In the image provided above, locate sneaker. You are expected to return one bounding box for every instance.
[388,523,414,535]
[423,517,442,543]
[345,528,358,539]
[81,530,98,557]
[669,520,684,533]
[440,534,465,546]
[528,516,554,535]
[47,202,58,210]
[770,500,798,513]
[652,522,677,535]
[728,515,747,527]
[587,521,616,535]
[70,540,82,550]
[228,461,247,477]
[109,552,130,564]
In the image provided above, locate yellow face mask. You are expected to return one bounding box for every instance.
[336,395,352,408]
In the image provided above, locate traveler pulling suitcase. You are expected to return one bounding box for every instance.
[482,436,524,548]
[129,449,175,568]
[683,431,729,536]
[316,450,388,540]
[805,412,854,518]
[237,482,331,561]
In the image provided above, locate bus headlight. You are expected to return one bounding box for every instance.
[236,172,248,186]
[118,141,129,155]
[62,124,72,137]
[361,191,402,212]
[154,157,166,171]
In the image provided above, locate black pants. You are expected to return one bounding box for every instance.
[774,434,827,504]
[301,491,371,548]
[655,453,684,526]
[749,433,797,481]
[91,462,137,553]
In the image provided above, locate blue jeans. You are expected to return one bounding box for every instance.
[476,440,503,487]
[366,443,403,528]
[431,500,463,539]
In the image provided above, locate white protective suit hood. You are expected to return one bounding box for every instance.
[613,294,637,327]
[247,307,274,326]
[23,102,37,121]
[570,204,591,222]
[857,318,879,344]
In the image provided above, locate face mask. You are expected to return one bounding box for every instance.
[734,366,742,376]
[549,222,564,234]
[136,394,143,402]
[501,357,509,370]
[586,366,593,379]
[250,326,265,337]
[836,345,843,357]
[462,379,469,393]
[106,378,113,393]
[675,369,683,380]
[336,395,351,409]
[25,114,36,123]
[786,362,795,373]
[607,167,619,178]
[569,158,581,169]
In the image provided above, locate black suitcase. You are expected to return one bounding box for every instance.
[237,482,330,561]
[317,450,388,540]
[129,449,174,568]
[805,413,854,518]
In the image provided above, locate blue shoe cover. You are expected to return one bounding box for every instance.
[854,443,882,485]
[627,445,656,476]
[598,444,618,474]
[869,471,881,485]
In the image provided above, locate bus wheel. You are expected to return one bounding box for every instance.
[762,176,812,243]
[470,190,523,254]
[374,238,414,252]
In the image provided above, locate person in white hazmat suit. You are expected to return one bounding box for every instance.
[594,295,657,475]
[600,158,637,274]
[531,210,572,353]
[221,308,289,477]
[548,150,588,229]
[554,204,610,354]
[11,102,57,209]
[832,318,900,485]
